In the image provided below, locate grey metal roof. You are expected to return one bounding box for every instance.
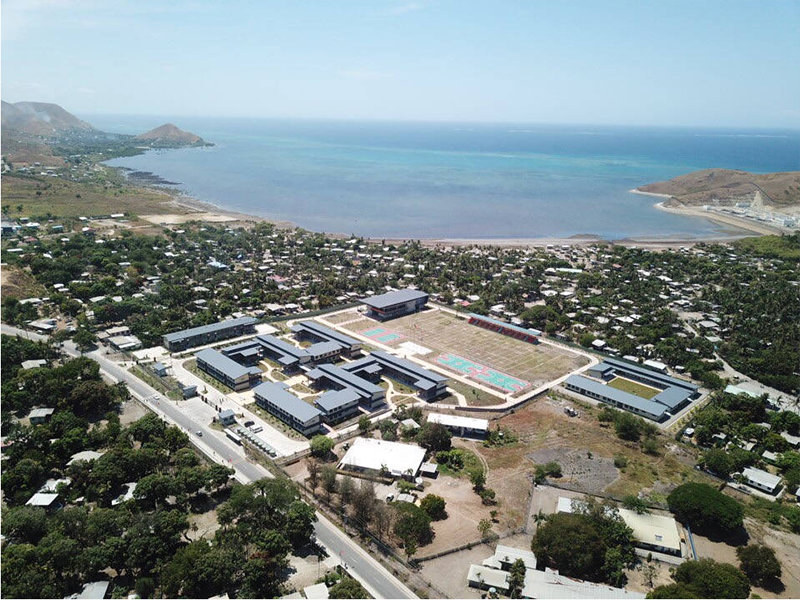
[164,316,257,343]
[601,358,698,392]
[360,289,428,310]
[253,382,321,423]
[196,348,260,380]
[291,320,360,348]
[652,386,692,409]
[310,363,384,396]
[742,466,782,490]
[219,409,235,419]
[307,341,342,358]
[372,350,448,389]
[315,388,360,413]
[565,375,667,420]
[256,335,309,360]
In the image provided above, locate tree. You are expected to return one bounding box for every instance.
[614,411,642,442]
[286,501,317,550]
[351,480,376,528]
[420,494,447,521]
[307,459,320,490]
[647,583,699,598]
[478,518,493,538]
[393,502,433,547]
[736,544,782,587]
[702,448,734,477]
[310,435,334,459]
[417,422,452,452]
[667,483,743,535]
[508,558,526,598]
[470,469,486,491]
[320,466,338,501]
[358,415,371,432]
[532,512,606,581]
[622,495,650,514]
[329,577,369,599]
[73,327,96,352]
[338,475,355,510]
[670,558,750,598]
[374,502,393,541]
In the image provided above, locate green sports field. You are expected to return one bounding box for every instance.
[606,376,661,399]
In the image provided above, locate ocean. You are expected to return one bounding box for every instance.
[88,115,800,240]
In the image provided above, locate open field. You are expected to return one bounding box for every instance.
[472,391,713,529]
[1,173,188,218]
[343,309,588,395]
[0,264,46,300]
[607,376,661,399]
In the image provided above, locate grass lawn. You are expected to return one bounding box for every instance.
[606,376,661,399]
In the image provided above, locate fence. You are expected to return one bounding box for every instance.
[414,527,526,563]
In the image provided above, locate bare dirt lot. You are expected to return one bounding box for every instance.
[691,518,800,599]
[473,392,713,526]
[342,309,588,396]
[418,532,532,599]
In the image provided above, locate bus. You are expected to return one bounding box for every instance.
[225,430,242,445]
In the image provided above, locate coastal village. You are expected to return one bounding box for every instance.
[2,201,799,599]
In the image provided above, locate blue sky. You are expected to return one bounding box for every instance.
[2,0,799,127]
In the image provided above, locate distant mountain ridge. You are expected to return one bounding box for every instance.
[136,123,208,146]
[2,101,95,135]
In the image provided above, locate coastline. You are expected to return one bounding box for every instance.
[121,164,772,248]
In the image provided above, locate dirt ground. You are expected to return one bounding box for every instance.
[691,518,800,599]
[418,532,532,599]
[119,398,148,425]
[473,392,711,524]
[186,509,220,541]
[417,474,502,557]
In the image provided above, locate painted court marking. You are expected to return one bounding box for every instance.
[436,352,529,392]
[363,326,404,344]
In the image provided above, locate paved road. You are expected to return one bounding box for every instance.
[2,325,415,599]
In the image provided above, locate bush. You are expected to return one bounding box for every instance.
[419,494,447,521]
[667,483,743,535]
[613,455,628,468]
[417,422,451,452]
[736,544,781,587]
[393,502,433,546]
[672,558,750,598]
[329,577,369,599]
[309,435,334,459]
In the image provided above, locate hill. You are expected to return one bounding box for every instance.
[637,169,800,208]
[136,123,208,147]
[1,100,95,135]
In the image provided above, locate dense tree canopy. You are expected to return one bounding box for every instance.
[667,483,743,535]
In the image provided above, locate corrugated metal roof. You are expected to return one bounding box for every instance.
[315,388,360,413]
[164,316,256,343]
[196,348,260,380]
[601,358,698,391]
[360,289,428,309]
[468,313,541,338]
[291,320,360,348]
[564,375,667,420]
[253,381,321,423]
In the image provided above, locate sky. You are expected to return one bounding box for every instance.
[2,0,799,128]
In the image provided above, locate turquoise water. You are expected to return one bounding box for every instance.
[90,116,800,239]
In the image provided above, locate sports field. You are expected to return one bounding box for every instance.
[606,376,661,399]
[342,309,589,395]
